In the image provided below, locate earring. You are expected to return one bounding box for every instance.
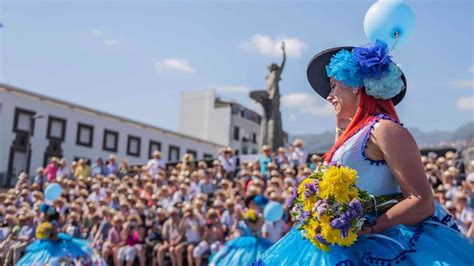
[353,90,358,94]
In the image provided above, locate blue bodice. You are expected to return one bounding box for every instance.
[331,114,401,195]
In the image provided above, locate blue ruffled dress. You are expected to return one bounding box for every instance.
[210,220,273,266]
[256,114,474,265]
[17,233,106,266]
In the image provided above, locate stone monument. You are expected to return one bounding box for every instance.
[250,42,285,151]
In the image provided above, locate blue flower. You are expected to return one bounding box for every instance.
[352,40,392,79]
[326,50,364,88]
[364,63,404,100]
[348,198,364,218]
[316,233,330,245]
[287,187,298,208]
[304,180,319,199]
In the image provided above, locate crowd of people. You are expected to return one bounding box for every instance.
[0,139,472,266]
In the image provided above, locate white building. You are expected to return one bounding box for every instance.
[0,83,222,187]
[179,89,261,156]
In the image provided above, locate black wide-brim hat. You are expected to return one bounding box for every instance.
[306,46,407,106]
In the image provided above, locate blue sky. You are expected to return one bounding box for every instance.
[1,0,473,135]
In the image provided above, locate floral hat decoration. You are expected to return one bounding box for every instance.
[306,40,406,105]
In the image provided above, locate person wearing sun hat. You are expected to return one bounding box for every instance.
[256,40,474,265]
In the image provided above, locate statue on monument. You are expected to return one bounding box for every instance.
[250,42,285,151]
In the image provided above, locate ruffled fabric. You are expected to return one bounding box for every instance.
[209,236,273,266]
[17,233,106,266]
[326,50,364,88]
[255,204,474,266]
[364,63,404,100]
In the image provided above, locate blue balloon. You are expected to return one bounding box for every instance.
[44,183,62,201]
[264,201,284,222]
[364,1,415,49]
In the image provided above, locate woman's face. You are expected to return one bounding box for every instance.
[327,78,360,120]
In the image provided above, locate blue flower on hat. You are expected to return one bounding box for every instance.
[326,50,364,88]
[363,63,404,100]
[352,40,392,79]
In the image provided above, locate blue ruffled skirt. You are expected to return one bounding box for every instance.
[17,233,106,266]
[256,204,474,265]
[209,236,273,266]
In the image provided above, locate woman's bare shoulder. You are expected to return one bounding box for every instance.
[371,119,417,151]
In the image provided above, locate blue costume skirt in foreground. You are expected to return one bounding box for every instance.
[17,233,106,266]
[210,236,273,266]
[256,204,474,266]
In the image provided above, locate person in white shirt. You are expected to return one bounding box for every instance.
[56,159,71,180]
[146,151,166,179]
[292,139,307,167]
[220,147,237,179]
[455,192,473,233]
[157,186,174,211]
[172,184,192,205]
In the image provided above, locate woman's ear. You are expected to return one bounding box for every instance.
[353,87,362,95]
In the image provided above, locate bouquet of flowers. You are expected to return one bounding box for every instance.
[287,163,404,252]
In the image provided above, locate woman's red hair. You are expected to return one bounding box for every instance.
[324,90,399,163]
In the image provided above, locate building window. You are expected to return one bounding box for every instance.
[203,153,213,160]
[242,147,248,155]
[251,148,258,155]
[13,108,36,135]
[148,141,162,159]
[233,127,240,141]
[76,123,94,147]
[168,145,180,162]
[127,135,141,157]
[187,149,197,159]
[103,129,118,152]
[252,133,257,144]
[46,116,67,141]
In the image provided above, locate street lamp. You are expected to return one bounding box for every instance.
[25,114,44,176]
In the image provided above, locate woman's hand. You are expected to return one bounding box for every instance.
[357,226,372,237]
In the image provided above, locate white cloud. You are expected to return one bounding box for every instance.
[91,29,103,36]
[456,96,474,111]
[104,40,119,47]
[303,104,333,117]
[469,65,474,74]
[154,58,195,74]
[282,92,333,117]
[215,85,250,94]
[242,34,307,58]
[450,80,474,89]
[282,92,315,108]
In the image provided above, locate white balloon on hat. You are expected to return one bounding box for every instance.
[364,0,415,50]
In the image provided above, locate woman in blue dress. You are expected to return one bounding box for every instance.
[257,41,474,265]
[210,195,273,266]
[17,204,106,266]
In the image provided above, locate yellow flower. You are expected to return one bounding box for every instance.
[298,178,318,211]
[304,219,330,252]
[319,215,358,247]
[297,178,314,199]
[243,209,257,222]
[318,166,359,203]
[36,222,53,239]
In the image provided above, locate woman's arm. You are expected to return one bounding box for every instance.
[366,120,434,234]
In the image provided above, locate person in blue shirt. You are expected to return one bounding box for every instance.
[105,155,118,176]
[91,157,105,177]
[259,145,272,179]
